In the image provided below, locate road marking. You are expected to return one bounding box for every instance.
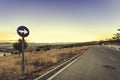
[47,58,78,80]
[47,52,88,80]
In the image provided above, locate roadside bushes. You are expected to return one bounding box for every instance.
[0,66,21,80]
[31,46,87,68]
[0,46,89,80]
[35,42,97,52]
[13,39,28,56]
[36,47,40,51]
[36,45,50,51]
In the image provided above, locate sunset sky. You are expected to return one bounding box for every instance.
[0,0,120,43]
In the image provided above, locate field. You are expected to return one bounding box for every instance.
[0,44,90,80]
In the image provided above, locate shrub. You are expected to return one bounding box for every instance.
[0,66,21,80]
[36,47,40,51]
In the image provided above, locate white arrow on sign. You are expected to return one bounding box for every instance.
[18,29,28,34]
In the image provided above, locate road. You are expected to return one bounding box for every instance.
[48,45,120,80]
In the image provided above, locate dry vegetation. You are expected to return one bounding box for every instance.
[0,46,90,80]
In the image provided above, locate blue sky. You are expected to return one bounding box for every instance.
[0,0,120,43]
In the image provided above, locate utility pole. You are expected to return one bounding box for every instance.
[117,28,120,49]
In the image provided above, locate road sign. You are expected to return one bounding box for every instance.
[17,26,29,37]
[17,26,29,76]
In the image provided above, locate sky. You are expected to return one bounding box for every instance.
[0,0,120,43]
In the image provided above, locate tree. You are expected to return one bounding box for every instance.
[112,33,120,45]
[13,38,28,56]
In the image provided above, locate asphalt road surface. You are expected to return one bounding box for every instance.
[49,45,120,80]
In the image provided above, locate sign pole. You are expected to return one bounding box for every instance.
[17,26,29,77]
[22,36,24,76]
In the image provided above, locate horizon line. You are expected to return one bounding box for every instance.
[0,39,99,43]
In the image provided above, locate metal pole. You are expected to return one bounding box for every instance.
[117,29,120,50]
[22,37,24,75]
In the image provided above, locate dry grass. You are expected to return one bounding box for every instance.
[0,46,90,80]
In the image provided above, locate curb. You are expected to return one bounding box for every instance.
[34,52,84,80]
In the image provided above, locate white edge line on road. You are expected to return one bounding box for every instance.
[47,58,78,80]
[47,52,88,80]
[34,52,88,80]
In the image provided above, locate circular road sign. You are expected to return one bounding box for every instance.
[17,26,29,37]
